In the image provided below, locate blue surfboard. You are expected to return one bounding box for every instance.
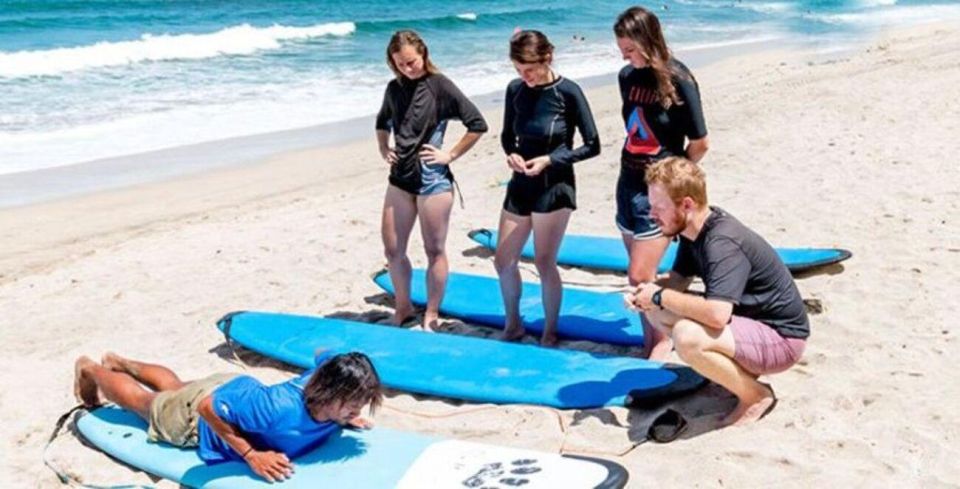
[217,311,704,409]
[468,229,852,274]
[372,269,645,345]
[76,406,628,488]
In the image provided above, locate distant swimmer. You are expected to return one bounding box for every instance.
[375,30,489,331]
[495,30,600,346]
[613,6,709,359]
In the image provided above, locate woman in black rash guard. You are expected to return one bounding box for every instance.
[376,30,488,331]
[494,30,600,346]
[614,7,709,359]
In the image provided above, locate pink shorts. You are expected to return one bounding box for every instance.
[728,315,806,376]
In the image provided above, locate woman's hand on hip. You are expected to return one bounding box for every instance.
[379,145,397,165]
[419,144,453,165]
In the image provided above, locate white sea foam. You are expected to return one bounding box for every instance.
[857,0,897,7]
[812,4,960,26]
[673,0,794,15]
[0,22,356,78]
[456,12,478,21]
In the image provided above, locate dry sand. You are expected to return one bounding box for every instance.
[2,21,959,488]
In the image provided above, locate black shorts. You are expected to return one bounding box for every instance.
[502,171,576,216]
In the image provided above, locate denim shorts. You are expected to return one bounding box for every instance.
[418,120,453,196]
[419,161,454,195]
[615,171,662,240]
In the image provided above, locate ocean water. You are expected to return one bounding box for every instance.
[1,0,959,175]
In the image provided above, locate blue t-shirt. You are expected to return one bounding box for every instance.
[197,352,341,464]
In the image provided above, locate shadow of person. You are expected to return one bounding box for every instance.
[461,245,495,259]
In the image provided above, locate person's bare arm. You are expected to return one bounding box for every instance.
[196,395,294,482]
[685,136,709,163]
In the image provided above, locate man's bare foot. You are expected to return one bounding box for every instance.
[101,351,128,373]
[539,330,559,347]
[74,356,101,408]
[722,385,777,426]
[387,304,417,326]
[499,325,526,342]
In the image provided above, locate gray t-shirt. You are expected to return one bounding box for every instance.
[673,207,809,339]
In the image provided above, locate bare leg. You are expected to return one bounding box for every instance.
[416,191,454,332]
[74,356,157,419]
[493,210,532,341]
[381,185,419,325]
[531,209,572,347]
[102,352,186,392]
[622,234,672,358]
[670,320,776,426]
[642,307,682,361]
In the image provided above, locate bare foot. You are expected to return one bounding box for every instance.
[74,356,102,408]
[420,313,440,333]
[539,330,559,347]
[387,304,417,326]
[499,325,526,342]
[722,385,777,426]
[101,351,127,373]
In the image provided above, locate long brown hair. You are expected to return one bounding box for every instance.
[509,30,554,65]
[386,30,440,79]
[614,6,682,109]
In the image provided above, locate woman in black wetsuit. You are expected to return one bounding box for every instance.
[614,7,709,359]
[376,30,488,331]
[494,30,600,346]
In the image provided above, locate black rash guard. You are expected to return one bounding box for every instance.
[501,76,600,171]
[376,73,488,194]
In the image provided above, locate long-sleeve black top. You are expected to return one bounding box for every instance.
[500,76,600,168]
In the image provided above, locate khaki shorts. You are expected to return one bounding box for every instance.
[147,373,239,447]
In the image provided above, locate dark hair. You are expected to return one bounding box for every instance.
[614,6,683,109]
[386,30,440,79]
[509,30,554,64]
[304,352,383,415]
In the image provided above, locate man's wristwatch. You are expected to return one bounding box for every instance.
[651,288,665,309]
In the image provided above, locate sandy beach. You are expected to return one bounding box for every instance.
[2,21,959,488]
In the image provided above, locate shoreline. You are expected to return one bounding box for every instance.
[0,35,845,209]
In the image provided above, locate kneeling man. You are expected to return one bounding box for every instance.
[627,157,808,426]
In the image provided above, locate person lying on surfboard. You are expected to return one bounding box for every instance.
[625,156,808,426]
[73,350,382,482]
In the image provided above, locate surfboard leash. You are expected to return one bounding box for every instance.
[43,404,155,489]
[381,403,641,458]
[217,310,250,371]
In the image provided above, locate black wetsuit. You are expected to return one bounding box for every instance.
[376,73,488,195]
[500,76,600,215]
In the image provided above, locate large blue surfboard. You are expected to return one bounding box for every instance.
[76,406,628,488]
[218,311,704,409]
[468,228,852,274]
[373,269,645,345]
